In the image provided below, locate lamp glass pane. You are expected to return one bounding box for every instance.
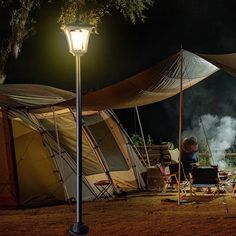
[71,29,89,52]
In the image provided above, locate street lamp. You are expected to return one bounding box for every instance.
[61,21,93,236]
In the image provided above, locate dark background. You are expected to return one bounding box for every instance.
[3,0,236,145]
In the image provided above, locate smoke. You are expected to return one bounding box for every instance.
[183,114,236,170]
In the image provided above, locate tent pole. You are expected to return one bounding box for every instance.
[52,107,70,202]
[135,107,151,167]
[178,47,183,205]
[82,175,98,198]
[83,123,118,192]
[108,109,146,190]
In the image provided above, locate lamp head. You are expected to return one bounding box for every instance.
[61,20,94,56]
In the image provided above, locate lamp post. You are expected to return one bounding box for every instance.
[61,21,93,236]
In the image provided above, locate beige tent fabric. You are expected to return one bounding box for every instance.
[0,110,18,209]
[34,108,104,175]
[12,119,65,206]
[199,53,236,77]
[0,84,75,108]
[86,169,137,191]
[83,50,219,110]
[101,112,132,166]
[0,86,147,208]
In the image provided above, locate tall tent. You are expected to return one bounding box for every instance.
[0,84,146,209]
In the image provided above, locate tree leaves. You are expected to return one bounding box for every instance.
[58,0,154,28]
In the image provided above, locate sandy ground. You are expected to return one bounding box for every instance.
[0,192,236,236]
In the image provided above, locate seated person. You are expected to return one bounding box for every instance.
[181,136,199,176]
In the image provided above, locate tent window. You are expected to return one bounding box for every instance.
[84,115,129,171]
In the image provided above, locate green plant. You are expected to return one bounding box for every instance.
[146,134,154,146]
[131,133,143,147]
[131,133,155,147]
[199,154,211,166]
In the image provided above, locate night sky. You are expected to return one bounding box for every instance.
[3,0,236,145]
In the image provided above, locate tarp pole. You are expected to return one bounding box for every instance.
[135,107,151,167]
[178,47,183,205]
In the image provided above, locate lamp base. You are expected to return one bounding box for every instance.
[69,222,89,236]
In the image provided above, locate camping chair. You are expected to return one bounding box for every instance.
[94,180,113,199]
[189,166,219,196]
[160,168,178,192]
[227,170,236,196]
[218,170,232,194]
[232,184,236,196]
[163,163,188,193]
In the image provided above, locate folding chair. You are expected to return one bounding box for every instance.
[218,170,231,194]
[161,172,178,193]
[190,166,219,196]
[232,184,236,196]
[94,180,113,199]
[226,170,236,196]
[163,163,188,193]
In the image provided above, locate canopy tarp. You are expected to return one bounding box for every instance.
[199,53,236,77]
[2,51,236,112]
[82,50,219,110]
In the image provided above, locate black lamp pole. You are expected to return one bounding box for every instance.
[61,22,93,236]
[69,54,89,236]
